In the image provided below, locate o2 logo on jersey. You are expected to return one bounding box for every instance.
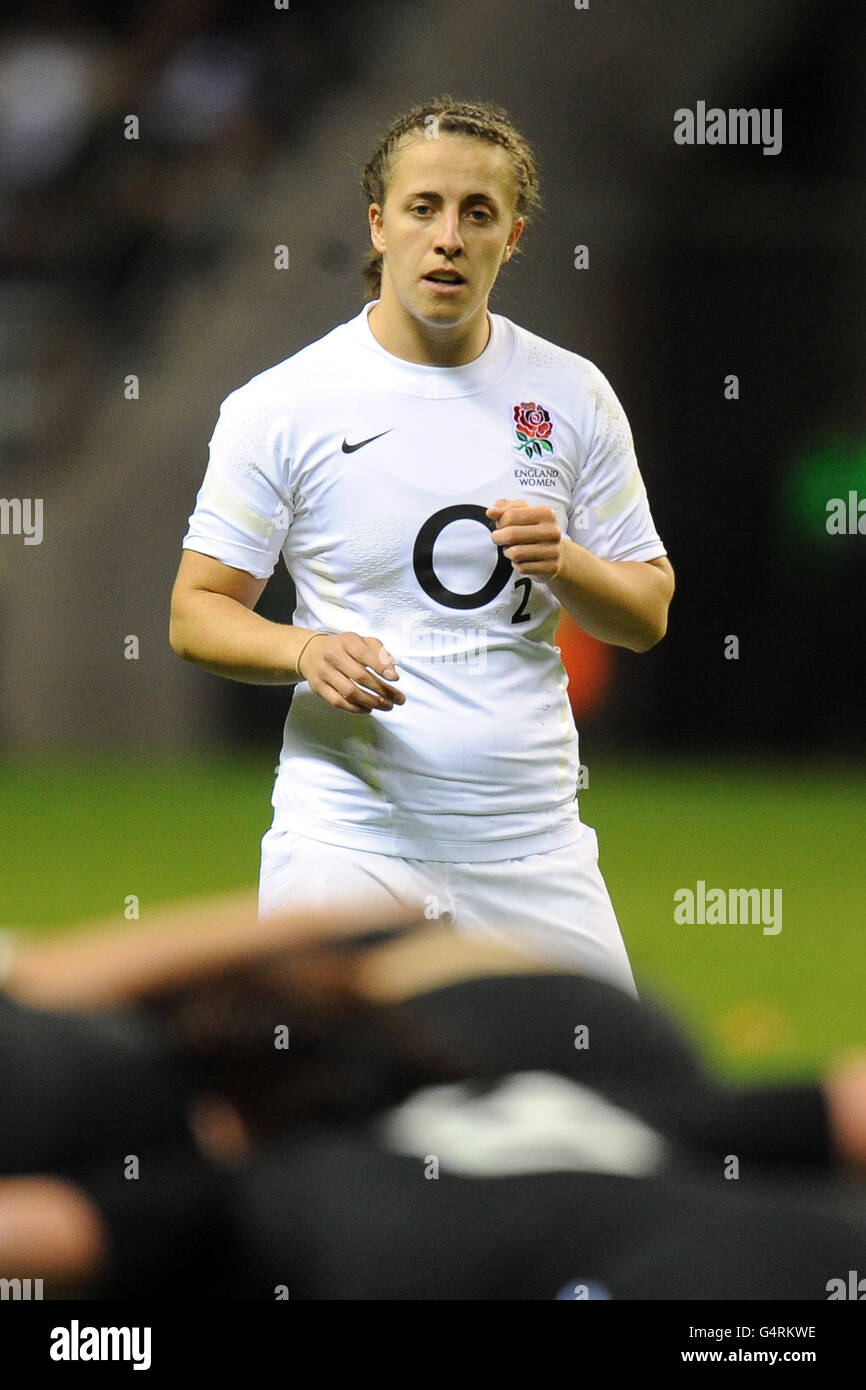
[412,504,532,624]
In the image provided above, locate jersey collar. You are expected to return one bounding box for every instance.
[346,300,516,398]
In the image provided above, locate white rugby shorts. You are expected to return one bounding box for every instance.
[258,819,637,997]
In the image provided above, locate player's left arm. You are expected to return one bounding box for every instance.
[487,498,674,652]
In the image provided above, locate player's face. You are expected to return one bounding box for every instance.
[369,133,524,333]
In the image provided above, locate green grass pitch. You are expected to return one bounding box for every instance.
[1,753,863,1083]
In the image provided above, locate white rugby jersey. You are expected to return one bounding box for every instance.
[183,302,666,861]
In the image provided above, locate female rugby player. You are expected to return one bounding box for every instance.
[170,98,675,994]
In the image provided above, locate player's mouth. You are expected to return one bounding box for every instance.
[422,268,467,295]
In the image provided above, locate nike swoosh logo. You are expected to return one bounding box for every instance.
[341,430,393,453]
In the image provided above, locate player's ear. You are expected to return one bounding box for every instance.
[502,217,525,263]
[369,203,386,255]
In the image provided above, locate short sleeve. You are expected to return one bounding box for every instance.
[182,388,292,580]
[568,370,666,563]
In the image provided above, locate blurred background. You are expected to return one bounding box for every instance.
[1,0,864,1079]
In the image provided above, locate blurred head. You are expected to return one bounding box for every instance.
[145,941,470,1151]
[360,96,540,327]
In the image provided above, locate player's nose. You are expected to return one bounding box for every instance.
[434,209,464,257]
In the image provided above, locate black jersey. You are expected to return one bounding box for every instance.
[0,974,855,1300]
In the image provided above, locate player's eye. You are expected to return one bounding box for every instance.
[467,207,493,224]
[411,203,433,216]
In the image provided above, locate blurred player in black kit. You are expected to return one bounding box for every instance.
[1,897,865,1300]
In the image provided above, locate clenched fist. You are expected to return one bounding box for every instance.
[487,498,566,579]
[298,631,406,715]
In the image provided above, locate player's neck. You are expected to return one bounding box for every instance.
[367,295,491,368]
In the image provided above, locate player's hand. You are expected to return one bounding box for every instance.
[298,631,405,714]
[487,498,565,579]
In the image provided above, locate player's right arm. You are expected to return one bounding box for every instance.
[169,549,404,711]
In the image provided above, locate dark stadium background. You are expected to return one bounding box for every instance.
[1,0,864,1080]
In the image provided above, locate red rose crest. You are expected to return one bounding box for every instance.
[513,401,554,459]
